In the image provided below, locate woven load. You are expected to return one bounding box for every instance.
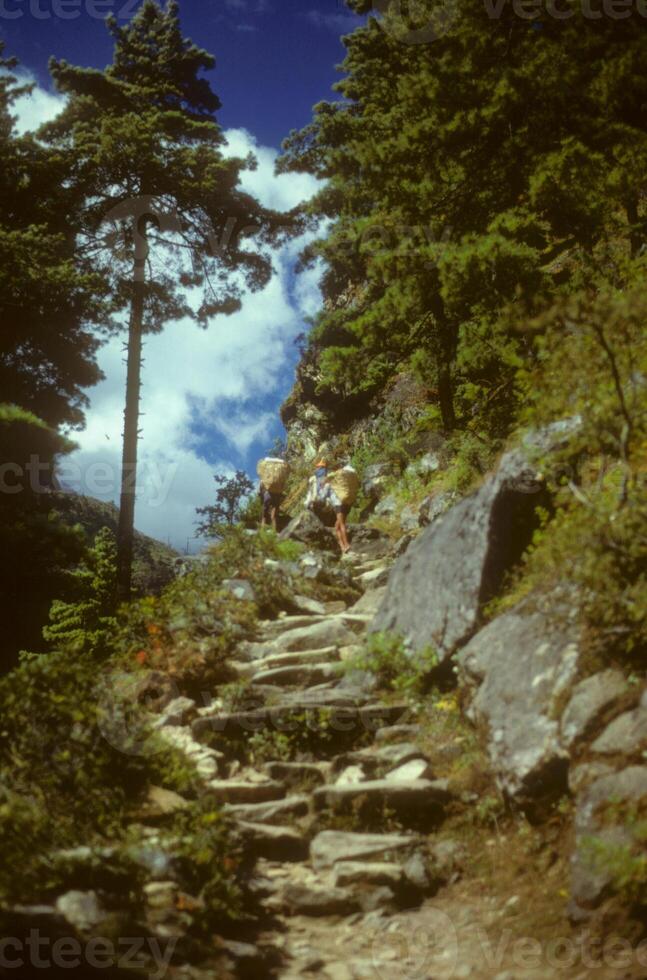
[328,467,359,506]
[257,457,290,493]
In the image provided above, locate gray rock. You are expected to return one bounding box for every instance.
[561,670,630,748]
[402,850,433,890]
[590,707,647,756]
[398,505,420,533]
[237,821,308,861]
[310,831,419,870]
[291,594,328,615]
[571,766,647,908]
[362,463,393,503]
[223,795,310,825]
[206,779,285,805]
[55,891,104,932]
[142,785,190,818]
[418,491,457,528]
[332,861,404,889]
[428,839,466,875]
[372,444,550,657]
[359,886,397,912]
[335,765,367,786]
[374,494,398,517]
[457,591,580,801]
[280,511,336,550]
[153,695,196,728]
[356,566,390,589]
[270,618,356,654]
[349,587,387,616]
[346,525,393,560]
[251,662,339,688]
[124,844,175,879]
[568,762,615,795]
[313,779,451,827]
[222,578,256,602]
[385,759,434,782]
[282,883,358,916]
[265,761,329,788]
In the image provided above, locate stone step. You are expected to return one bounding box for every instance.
[157,725,225,781]
[264,619,357,654]
[205,779,285,805]
[313,778,452,828]
[223,795,310,826]
[310,830,420,870]
[193,701,410,741]
[354,566,390,589]
[247,646,340,673]
[249,662,340,688]
[237,821,309,862]
[258,614,327,637]
[331,743,430,777]
[264,761,331,789]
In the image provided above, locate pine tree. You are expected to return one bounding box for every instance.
[43,528,118,657]
[279,0,647,439]
[0,43,110,428]
[41,0,285,599]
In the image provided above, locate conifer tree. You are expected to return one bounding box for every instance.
[42,0,284,598]
[280,0,647,438]
[43,527,118,657]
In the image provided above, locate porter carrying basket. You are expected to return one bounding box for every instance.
[257,458,290,494]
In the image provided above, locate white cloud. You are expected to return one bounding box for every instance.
[11,89,323,552]
[9,70,67,134]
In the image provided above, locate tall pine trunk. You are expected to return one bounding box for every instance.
[116,230,147,601]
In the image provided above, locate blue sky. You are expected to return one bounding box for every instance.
[1,0,366,551]
[1,0,364,145]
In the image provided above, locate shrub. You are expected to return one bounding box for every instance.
[342,631,439,697]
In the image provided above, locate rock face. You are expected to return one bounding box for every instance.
[457,591,580,801]
[571,766,647,910]
[560,670,630,748]
[371,446,549,658]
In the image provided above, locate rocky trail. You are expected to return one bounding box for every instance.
[150,544,639,980]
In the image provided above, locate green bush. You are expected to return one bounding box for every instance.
[342,631,439,697]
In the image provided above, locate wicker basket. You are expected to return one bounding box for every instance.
[257,458,290,493]
[328,467,359,506]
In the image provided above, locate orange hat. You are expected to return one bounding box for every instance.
[314,458,327,468]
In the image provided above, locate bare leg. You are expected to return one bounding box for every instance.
[336,514,350,553]
[271,506,278,532]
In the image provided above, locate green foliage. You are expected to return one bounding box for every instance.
[280,0,647,443]
[196,469,256,537]
[583,801,647,904]
[42,527,118,656]
[159,800,250,928]
[0,404,87,670]
[342,631,439,696]
[110,527,305,690]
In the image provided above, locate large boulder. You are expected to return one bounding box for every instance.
[457,590,581,802]
[371,444,549,658]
